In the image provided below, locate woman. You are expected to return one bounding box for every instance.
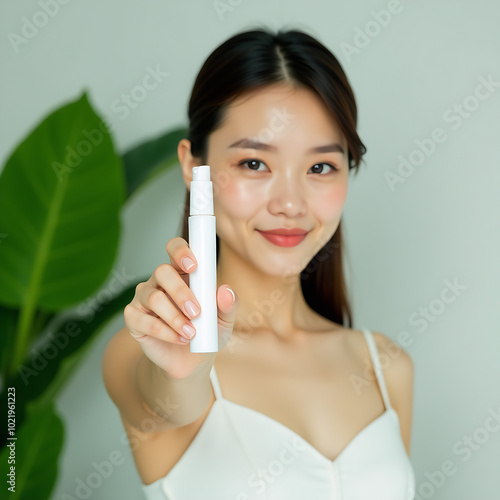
[102,27,416,499]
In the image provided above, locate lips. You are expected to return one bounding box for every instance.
[258,228,309,236]
[256,228,310,247]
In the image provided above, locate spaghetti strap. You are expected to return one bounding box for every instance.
[210,365,224,400]
[361,327,392,411]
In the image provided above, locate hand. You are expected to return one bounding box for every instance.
[123,236,239,379]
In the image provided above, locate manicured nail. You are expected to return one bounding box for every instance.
[227,287,235,305]
[182,257,195,271]
[182,324,196,339]
[184,300,200,318]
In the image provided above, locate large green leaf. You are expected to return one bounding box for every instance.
[0,400,63,500]
[122,127,187,198]
[0,91,125,373]
[0,279,140,448]
[0,107,186,499]
[0,91,124,310]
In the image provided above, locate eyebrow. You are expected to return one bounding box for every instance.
[228,137,345,155]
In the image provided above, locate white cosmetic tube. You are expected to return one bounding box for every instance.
[188,165,218,353]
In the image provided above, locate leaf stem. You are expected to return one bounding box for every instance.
[10,178,68,377]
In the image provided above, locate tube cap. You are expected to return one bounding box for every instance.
[193,165,210,181]
[190,165,214,215]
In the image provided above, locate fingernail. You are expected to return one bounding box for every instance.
[182,324,196,339]
[227,287,235,305]
[184,300,200,318]
[182,257,195,271]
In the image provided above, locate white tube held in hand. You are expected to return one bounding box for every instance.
[188,165,218,353]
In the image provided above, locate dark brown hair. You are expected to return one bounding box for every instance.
[178,27,366,328]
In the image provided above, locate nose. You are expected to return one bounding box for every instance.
[267,174,307,218]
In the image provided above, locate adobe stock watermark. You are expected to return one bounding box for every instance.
[18,268,135,386]
[408,277,467,333]
[411,404,500,500]
[248,107,295,144]
[7,0,72,54]
[51,65,167,182]
[76,268,136,323]
[181,106,295,217]
[125,395,181,441]
[110,65,169,121]
[385,74,500,192]
[350,329,414,396]
[350,276,467,394]
[51,121,112,183]
[18,319,81,386]
[61,394,180,499]
[339,0,405,63]
[225,231,336,354]
[213,0,243,21]
[237,437,308,499]
[60,450,125,500]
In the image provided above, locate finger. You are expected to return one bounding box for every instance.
[165,236,198,274]
[147,264,202,320]
[139,286,197,341]
[123,304,189,344]
[216,285,239,328]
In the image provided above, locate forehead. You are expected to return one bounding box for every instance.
[216,84,345,144]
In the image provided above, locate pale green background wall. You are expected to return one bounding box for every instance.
[1,1,499,499]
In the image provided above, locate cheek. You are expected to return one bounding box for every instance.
[314,182,348,219]
[214,178,261,220]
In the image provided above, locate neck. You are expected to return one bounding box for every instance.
[216,240,318,344]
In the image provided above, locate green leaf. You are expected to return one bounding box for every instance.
[0,91,125,310]
[0,279,140,448]
[0,401,64,500]
[122,127,187,198]
[0,304,18,380]
[0,91,125,373]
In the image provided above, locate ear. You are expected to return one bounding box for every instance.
[178,138,201,191]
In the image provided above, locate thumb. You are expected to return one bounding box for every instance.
[216,285,239,328]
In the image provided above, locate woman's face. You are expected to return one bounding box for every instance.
[205,84,350,277]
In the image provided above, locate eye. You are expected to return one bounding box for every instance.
[238,159,268,171]
[309,163,338,175]
[237,159,338,174]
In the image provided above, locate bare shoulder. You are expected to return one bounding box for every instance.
[370,330,414,404]
[344,328,414,407]
[348,328,415,455]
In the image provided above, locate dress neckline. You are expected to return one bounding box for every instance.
[210,327,396,464]
[141,392,398,488]
[216,396,397,465]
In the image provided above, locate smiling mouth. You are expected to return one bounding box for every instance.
[255,230,309,247]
